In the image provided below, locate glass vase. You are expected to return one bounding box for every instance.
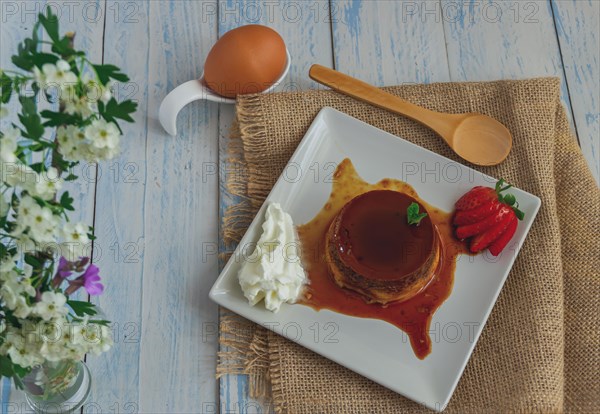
[17,359,91,413]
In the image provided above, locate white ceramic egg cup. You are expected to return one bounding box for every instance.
[158,49,291,136]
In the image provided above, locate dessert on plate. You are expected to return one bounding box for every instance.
[325,190,440,304]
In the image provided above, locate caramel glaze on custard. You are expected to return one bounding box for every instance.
[297,158,468,359]
[326,190,441,304]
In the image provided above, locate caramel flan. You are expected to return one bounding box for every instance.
[325,190,441,304]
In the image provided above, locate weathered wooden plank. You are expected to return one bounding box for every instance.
[332,0,450,84]
[442,1,577,133]
[552,0,600,183]
[0,0,103,410]
[87,1,220,412]
[216,0,334,411]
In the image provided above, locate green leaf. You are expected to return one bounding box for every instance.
[24,253,42,268]
[88,319,110,326]
[502,194,516,206]
[28,162,46,173]
[60,191,75,211]
[93,64,130,84]
[30,52,59,69]
[11,35,39,71]
[18,96,44,140]
[67,300,98,317]
[514,208,525,221]
[39,9,60,43]
[0,356,16,377]
[64,173,78,181]
[1,72,12,103]
[41,110,82,127]
[101,98,137,123]
[407,202,428,226]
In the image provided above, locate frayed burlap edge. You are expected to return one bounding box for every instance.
[236,94,274,205]
[217,312,272,400]
[221,119,254,245]
[217,99,272,402]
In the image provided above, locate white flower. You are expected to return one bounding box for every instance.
[12,296,33,319]
[14,194,37,227]
[6,335,43,368]
[33,291,69,321]
[1,126,20,162]
[41,60,78,94]
[34,167,63,200]
[65,98,94,117]
[0,253,17,272]
[0,273,35,318]
[2,163,38,190]
[32,65,45,85]
[0,276,22,308]
[57,121,121,162]
[57,125,87,161]
[0,105,8,119]
[60,222,90,260]
[85,119,120,149]
[14,199,59,244]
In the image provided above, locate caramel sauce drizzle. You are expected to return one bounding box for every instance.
[297,158,467,359]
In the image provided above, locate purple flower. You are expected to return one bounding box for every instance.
[52,257,73,288]
[64,263,105,296]
[57,257,73,278]
[81,264,104,296]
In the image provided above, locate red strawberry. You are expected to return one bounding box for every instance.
[453,179,525,256]
[455,205,512,239]
[453,200,502,225]
[489,216,518,256]
[470,209,515,253]
[455,187,497,211]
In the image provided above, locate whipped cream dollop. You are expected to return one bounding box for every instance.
[238,203,307,312]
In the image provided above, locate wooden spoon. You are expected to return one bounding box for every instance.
[309,64,512,166]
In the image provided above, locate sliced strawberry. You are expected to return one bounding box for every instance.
[455,187,497,211]
[455,205,512,239]
[453,200,502,226]
[489,216,518,256]
[470,210,515,253]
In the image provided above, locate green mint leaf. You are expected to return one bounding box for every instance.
[407,202,428,226]
[1,72,12,103]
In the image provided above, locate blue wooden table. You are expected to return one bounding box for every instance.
[1,1,598,413]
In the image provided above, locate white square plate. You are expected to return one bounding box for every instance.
[210,107,541,411]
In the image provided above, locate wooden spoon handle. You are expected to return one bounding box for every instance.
[309,64,459,141]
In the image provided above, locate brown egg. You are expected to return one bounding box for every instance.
[203,25,287,98]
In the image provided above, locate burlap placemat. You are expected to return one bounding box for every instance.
[217,78,599,413]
